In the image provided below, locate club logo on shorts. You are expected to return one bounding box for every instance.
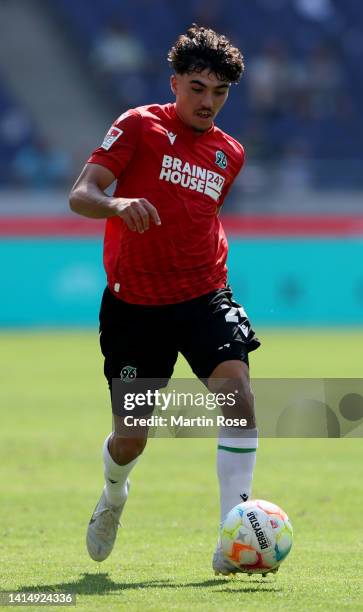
[215,150,228,170]
[120,366,137,382]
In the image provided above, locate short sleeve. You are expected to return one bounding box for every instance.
[88,109,142,178]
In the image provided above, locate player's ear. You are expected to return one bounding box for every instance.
[170,74,177,96]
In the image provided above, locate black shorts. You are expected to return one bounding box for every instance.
[99,286,260,391]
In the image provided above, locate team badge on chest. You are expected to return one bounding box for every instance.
[215,150,228,170]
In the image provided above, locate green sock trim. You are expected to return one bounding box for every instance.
[218,445,256,454]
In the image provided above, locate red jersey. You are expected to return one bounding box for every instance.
[88,103,245,305]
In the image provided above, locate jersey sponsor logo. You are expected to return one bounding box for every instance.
[101,126,123,150]
[159,154,225,202]
[215,150,228,169]
[167,131,177,145]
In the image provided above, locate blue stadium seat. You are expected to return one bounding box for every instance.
[51,0,363,188]
[0,81,37,185]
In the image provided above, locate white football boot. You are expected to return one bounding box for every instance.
[86,480,130,562]
[213,540,279,577]
[213,540,242,576]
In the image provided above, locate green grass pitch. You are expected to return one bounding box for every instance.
[0,329,362,611]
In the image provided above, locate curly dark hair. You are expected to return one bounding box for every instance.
[168,24,244,83]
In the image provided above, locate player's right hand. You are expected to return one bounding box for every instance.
[113,198,161,233]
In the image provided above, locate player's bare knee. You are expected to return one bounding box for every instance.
[209,365,255,427]
[109,435,147,465]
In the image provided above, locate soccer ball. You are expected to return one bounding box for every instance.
[221,499,293,574]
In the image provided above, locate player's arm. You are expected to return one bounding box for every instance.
[69,163,161,233]
[70,110,161,232]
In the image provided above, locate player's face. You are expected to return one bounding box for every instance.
[171,70,230,132]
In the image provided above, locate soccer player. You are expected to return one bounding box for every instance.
[69,24,261,575]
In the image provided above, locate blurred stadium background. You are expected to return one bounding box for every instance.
[0,0,362,327]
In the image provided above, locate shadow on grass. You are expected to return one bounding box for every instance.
[186,579,281,594]
[15,573,281,596]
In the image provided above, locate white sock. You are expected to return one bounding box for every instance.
[217,426,258,524]
[103,434,138,507]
